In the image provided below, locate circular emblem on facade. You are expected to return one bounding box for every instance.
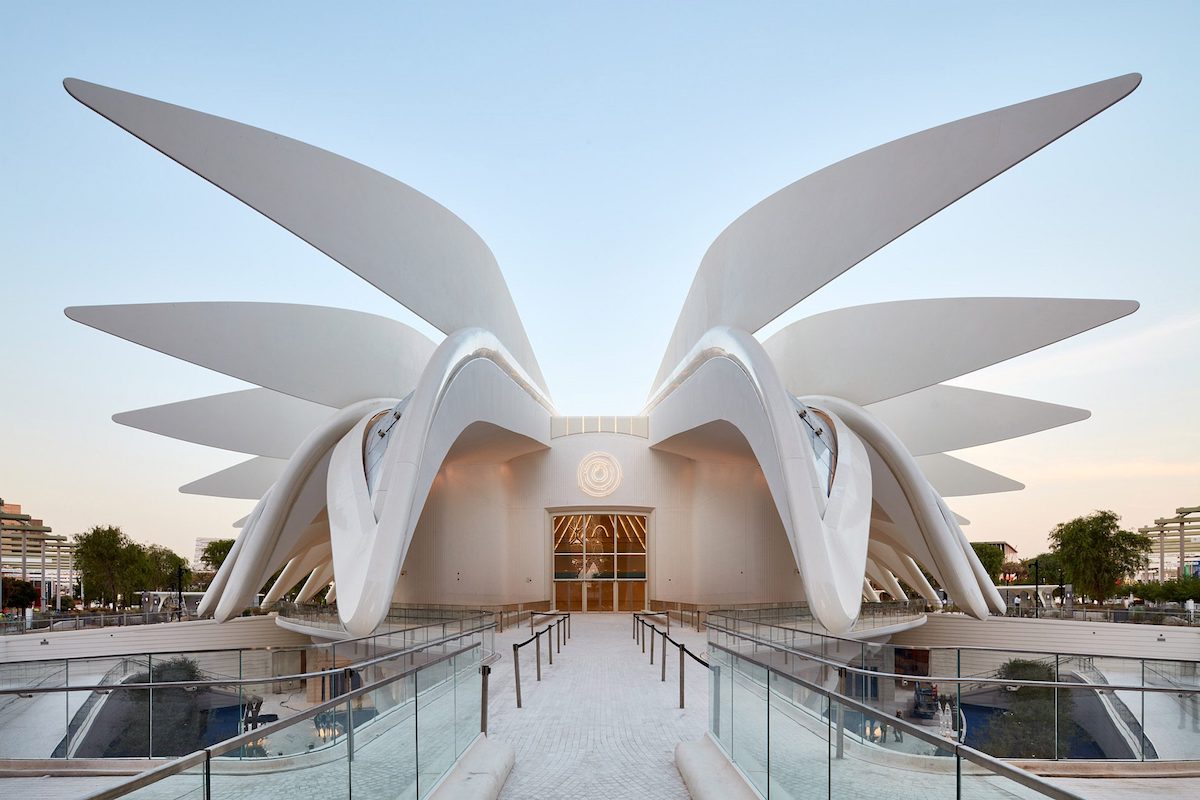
[577,451,622,498]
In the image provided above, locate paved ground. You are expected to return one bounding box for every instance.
[486,612,711,799]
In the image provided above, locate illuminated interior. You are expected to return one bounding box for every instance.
[552,513,647,612]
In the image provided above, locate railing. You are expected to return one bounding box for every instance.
[0,612,496,759]
[1014,606,1200,627]
[707,639,1086,799]
[1,610,179,635]
[74,626,493,800]
[511,613,570,708]
[706,613,1200,762]
[632,614,707,708]
[651,599,927,633]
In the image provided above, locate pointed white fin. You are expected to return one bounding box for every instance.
[653,73,1141,390]
[866,384,1090,456]
[180,456,286,500]
[115,388,335,459]
[916,453,1024,497]
[765,298,1137,405]
[64,78,548,395]
[67,302,433,408]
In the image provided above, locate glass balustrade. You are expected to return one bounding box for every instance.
[0,611,494,761]
[25,627,491,800]
[705,609,1200,765]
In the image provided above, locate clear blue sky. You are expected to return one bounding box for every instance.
[3,3,1197,561]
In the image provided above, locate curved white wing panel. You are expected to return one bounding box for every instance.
[197,491,267,617]
[648,326,873,634]
[328,329,553,636]
[916,453,1024,498]
[764,298,1137,405]
[653,74,1141,390]
[64,79,548,395]
[865,385,1089,456]
[865,558,906,601]
[809,394,991,619]
[262,539,332,606]
[180,456,286,500]
[66,303,435,408]
[296,561,334,604]
[213,399,395,621]
[114,388,335,458]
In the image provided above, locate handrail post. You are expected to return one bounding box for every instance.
[346,690,355,763]
[641,621,646,653]
[567,613,571,639]
[712,664,721,736]
[535,633,542,681]
[679,643,685,708]
[512,643,522,708]
[650,626,655,665]
[661,631,667,682]
[548,627,553,665]
[480,664,491,734]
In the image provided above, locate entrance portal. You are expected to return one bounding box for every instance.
[552,513,647,612]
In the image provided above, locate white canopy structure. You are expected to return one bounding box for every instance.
[62,73,1141,636]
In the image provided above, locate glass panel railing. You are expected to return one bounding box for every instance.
[352,672,418,800]
[705,608,1200,764]
[415,648,457,797]
[767,669,829,799]
[730,653,769,796]
[710,638,1083,799]
[709,643,733,755]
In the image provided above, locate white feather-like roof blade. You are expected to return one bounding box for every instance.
[766,298,1136,405]
[66,302,430,408]
[653,73,1141,391]
[866,384,1090,456]
[63,78,548,396]
[916,453,1024,497]
[114,388,335,459]
[180,456,286,500]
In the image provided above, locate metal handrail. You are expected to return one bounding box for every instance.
[1,608,493,667]
[78,636,485,800]
[633,614,708,709]
[512,613,570,708]
[705,619,1200,695]
[708,639,1084,800]
[707,607,1200,664]
[0,620,496,696]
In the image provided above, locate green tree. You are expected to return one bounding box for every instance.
[1132,576,1200,604]
[201,539,236,571]
[144,544,190,591]
[1049,510,1151,603]
[74,525,135,609]
[2,577,40,609]
[1010,552,1067,588]
[970,543,1005,583]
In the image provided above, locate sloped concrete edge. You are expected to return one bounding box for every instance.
[429,735,515,800]
[675,734,760,800]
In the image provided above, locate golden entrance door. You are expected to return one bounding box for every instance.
[552,514,647,612]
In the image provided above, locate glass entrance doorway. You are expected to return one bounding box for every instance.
[552,513,647,612]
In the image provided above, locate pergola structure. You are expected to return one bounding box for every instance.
[0,499,76,611]
[1139,506,1200,580]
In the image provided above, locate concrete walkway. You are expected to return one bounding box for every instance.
[485,612,710,799]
